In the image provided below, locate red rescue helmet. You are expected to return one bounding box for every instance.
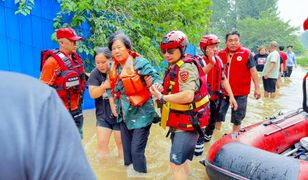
[56,27,83,41]
[199,34,220,53]
[160,31,188,53]
[304,17,308,31]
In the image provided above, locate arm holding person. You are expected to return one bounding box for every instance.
[89,77,118,117]
[89,79,110,99]
[150,83,194,104]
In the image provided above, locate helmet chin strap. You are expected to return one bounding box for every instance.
[180,47,186,57]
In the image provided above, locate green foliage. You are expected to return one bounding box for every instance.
[235,0,278,20]
[300,31,308,49]
[237,11,303,52]
[54,0,212,71]
[210,0,237,43]
[210,0,304,54]
[297,54,308,68]
[14,0,35,15]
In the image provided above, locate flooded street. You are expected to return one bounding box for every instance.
[82,67,307,180]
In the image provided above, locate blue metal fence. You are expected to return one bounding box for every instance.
[0,1,199,110]
[0,0,94,109]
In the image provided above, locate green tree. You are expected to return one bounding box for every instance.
[210,0,237,43]
[235,0,278,20]
[54,0,212,71]
[237,12,287,48]
[210,0,304,53]
[237,12,304,53]
[300,31,308,49]
[211,0,278,31]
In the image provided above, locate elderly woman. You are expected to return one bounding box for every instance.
[108,32,162,173]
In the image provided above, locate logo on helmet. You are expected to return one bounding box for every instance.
[160,31,188,53]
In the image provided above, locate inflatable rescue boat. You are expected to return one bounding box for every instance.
[205,73,308,180]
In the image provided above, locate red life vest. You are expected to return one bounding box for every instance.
[41,49,86,111]
[162,56,210,131]
[199,55,224,101]
[218,47,251,96]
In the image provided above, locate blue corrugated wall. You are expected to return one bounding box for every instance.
[0,0,94,109]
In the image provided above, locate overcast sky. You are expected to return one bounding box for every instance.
[277,0,308,31]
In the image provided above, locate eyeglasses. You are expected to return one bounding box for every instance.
[161,48,176,54]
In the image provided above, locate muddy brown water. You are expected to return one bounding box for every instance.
[82,68,306,180]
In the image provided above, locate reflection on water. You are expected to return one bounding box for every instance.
[82,68,306,180]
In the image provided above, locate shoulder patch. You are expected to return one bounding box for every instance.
[179,71,189,83]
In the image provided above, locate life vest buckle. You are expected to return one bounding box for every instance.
[169,95,209,111]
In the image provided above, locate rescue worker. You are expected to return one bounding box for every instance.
[40,27,86,137]
[108,32,162,173]
[150,31,210,180]
[216,30,261,132]
[195,34,238,156]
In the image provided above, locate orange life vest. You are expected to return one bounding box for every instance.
[109,57,151,107]
[162,56,210,131]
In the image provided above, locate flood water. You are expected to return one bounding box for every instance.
[82,67,307,180]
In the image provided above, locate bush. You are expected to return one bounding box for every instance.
[297,56,308,67]
[297,50,308,67]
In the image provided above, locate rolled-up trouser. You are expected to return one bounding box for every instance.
[70,109,84,138]
[120,122,151,173]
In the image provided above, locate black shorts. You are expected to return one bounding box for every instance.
[96,117,120,131]
[217,96,248,125]
[170,131,199,165]
[262,77,277,93]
